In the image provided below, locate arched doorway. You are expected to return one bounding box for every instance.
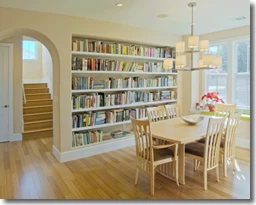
[0,28,60,152]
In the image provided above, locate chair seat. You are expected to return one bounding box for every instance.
[185,142,204,157]
[140,148,174,162]
[198,138,225,148]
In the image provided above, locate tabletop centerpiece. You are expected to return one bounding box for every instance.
[201,92,224,112]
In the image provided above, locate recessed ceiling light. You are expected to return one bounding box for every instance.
[115,3,123,7]
[156,14,168,18]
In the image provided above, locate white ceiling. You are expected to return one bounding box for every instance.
[0,0,250,35]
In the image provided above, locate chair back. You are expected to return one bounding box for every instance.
[214,103,236,117]
[224,112,241,159]
[131,117,153,173]
[146,106,166,123]
[165,104,181,119]
[204,116,225,170]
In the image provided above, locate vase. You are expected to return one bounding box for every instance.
[206,104,215,112]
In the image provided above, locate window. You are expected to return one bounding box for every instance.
[205,37,250,112]
[234,39,250,110]
[207,43,228,103]
[22,40,37,60]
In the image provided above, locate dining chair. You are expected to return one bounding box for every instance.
[146,106,166,122]
[185,116,225,190]
[165,104,181,119]
[214,103,236,117]
[131,117,179,195]
[220,112,241,177]
[195,103,237,169]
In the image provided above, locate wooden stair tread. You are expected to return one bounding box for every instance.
[24,119,53,125]
[26,99,52,102]
[25,87,48,89]
[23,128,53,134]
[25,93,50,96]
[23,105,53,109]
[23,112,53,117]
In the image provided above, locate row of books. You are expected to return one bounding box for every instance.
[72,57,166,72]
[72,76,177,90]
[72,91,177,110]
[72,130,133,147]
[72,39,176,58]
[104,76,177,89]
[160,90,177,100]
[72,108,147,128]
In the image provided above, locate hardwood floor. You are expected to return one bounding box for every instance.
[0,137,250,199]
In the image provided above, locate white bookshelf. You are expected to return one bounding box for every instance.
[72,70,177,76]
[72,99,177,113]
[71,135,134,150]
[72,86,177,93]
[72,120,132,132]
[72,51,176,62]
[71,37,178,159]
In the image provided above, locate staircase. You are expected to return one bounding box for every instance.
[22,83,53,139]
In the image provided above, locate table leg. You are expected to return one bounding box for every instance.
[178,144,185,184]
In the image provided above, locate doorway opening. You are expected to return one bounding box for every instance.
[22,37,53,139]
[0,28,60,154]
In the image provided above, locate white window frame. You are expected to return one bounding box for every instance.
[22,40,38,61]
[233,38,250,113]
[203,35,250,114]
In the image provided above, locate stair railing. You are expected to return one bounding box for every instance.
[22,84,26,104]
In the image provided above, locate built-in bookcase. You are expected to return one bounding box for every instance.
[70,37,178,153]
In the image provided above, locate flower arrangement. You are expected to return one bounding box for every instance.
[201,92,224,112]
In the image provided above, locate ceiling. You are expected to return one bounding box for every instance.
[0,0,250,35]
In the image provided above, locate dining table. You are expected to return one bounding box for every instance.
[150,114,212,185]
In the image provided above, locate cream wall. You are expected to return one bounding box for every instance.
[23,40,43,80]
[42,45,53,97]
[0,7,181,152]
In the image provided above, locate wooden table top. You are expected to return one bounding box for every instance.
[150,115,212,144]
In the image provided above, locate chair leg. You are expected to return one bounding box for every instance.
[135,168,139,185]
[150,168,155,195]
[197,161,201,170]
[216,165,220,182]
[194,159,197,171]
[204,168,207,191]
[231,157,236,171]
[223,155,227,177]
[175,160,179,186]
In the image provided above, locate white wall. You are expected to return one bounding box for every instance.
[42,45,53,97]
[22,37,43,81]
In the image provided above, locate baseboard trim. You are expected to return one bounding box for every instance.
[52,145,61,162]
[10,133,22,141]
[236,138,250,149]
[52,137,135,163]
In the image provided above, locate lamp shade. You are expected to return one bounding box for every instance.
[198,59,205,68]
[188,36,199,48]
[199,40,209,51]
[213,56,222,67]
[203,54,214,66]
[163,58,173,69]
[176,55,186,67]
[176,42,185,52]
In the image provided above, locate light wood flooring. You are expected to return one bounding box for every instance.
[0,137,250,199]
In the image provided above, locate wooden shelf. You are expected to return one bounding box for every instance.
[72,99,177,113]
[71,70,177,76]
[72,51,176,62]
[72,86,177,94]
